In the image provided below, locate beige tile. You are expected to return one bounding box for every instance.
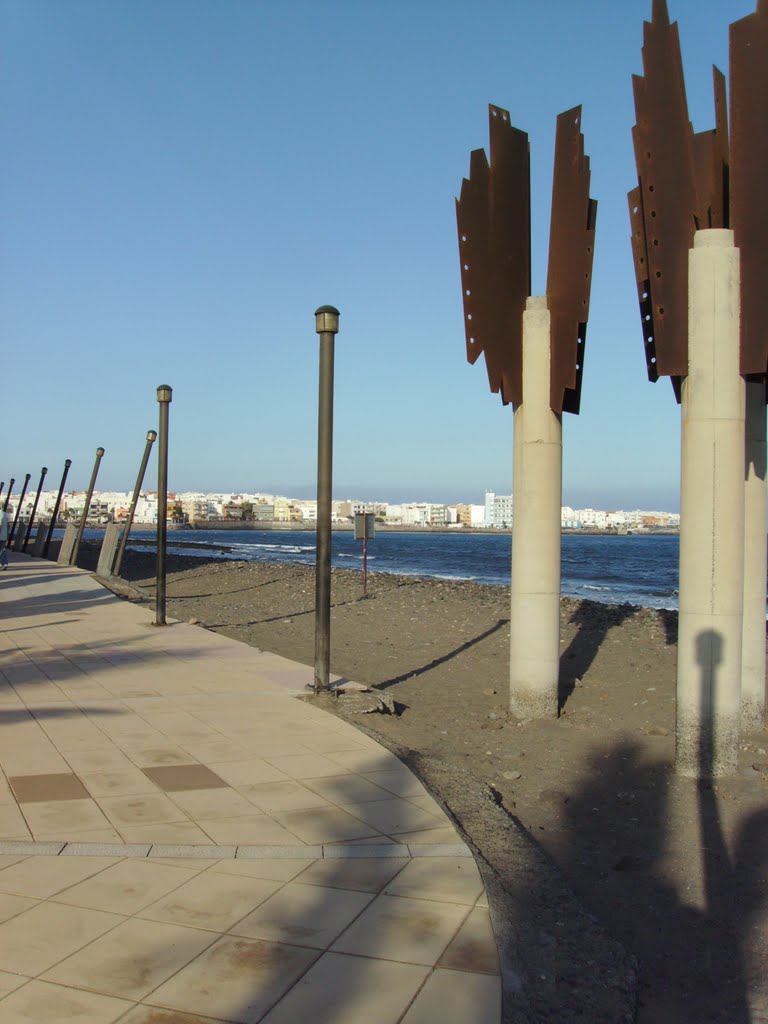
[205,759,290,787]
[196,814,304,846]
[238,780,330,813]
[36,827,124,843]
[0,773,15,804]
[117,1006,224,1024]
[0,901,123,975]
[99,793,188,828]
[52,860,200,915]
[273,807,380,844]
[1,749,72,776]
[232,882,374,949]
[342,797,445,836]
[385,858,483,905]
[305,774,395,806]
[327,749,406,774]
[397,826,460,845]
[168,787,257,820]
[0,855,116,898]
[0,802,32,839]
[62,748,136,774]
[209,858,313,883]
[117,821,213,844]
[296,858,409,893]
[0,969,28,997]
[438,906,500,975]
[42,918,217,999]
[0,979,131,1023]
[79,768,159,797]
[0,892,38,923]
[147,934,319,1021]
[171,738,254,763]
[22,797,112,836]
[400,967,501,1024]
[331,894,470,965]
[409,792,447,817]
[266,754,356,780]
[123,745,194,767]
[260,950,429,1024]
[138,872,282,931]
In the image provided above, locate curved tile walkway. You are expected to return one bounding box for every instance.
[0,553,502,1023]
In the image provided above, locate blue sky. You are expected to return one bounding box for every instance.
[0,0,753,510]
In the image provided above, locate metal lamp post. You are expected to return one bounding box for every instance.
[313,305,340,691]
[113,430,157,577]
[3,479,15,513]
[44,459,72,557]
[9,474,31,544]
[155,386,172,626]
[23,468,47,552]
[72,447,105,564]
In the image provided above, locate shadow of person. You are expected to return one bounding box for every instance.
[558,599,636,711]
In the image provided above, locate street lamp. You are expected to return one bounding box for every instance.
[23,467,47,552]
[3,478,15,513]
[313,305,340,691]
[72,447,105,564]
[44,460,72,557]
[113,430,157,577]
[155,386,173,626]
[9,474,31,544]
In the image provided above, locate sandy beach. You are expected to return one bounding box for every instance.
[76,540,768,1023]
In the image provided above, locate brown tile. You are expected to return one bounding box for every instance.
[9,772,89,803]
[142,765,229,792]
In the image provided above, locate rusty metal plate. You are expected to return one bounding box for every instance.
[546,106,597,415]
[456,104,530,407]
[731,0,768,376]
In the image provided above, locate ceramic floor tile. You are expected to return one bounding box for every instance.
[266,754,358,780]
[146,934,319,1023]
[341,797,445,836]
[305,774,395,806]
[0,802,33,838]
[79,768,160,798]
[231,882,374,949]
[98,793,188,828]
[51,859,200,915]
[331,893,470,966]
[138,872,282,931]
[385,858,483,905]
[0,979,131,1023]
[35,827,124,843]
[208,858,313,883]
[167,787,257,820]
[326,749,406,774]
[0,901,123,975]
[204,759,291,787]
[142,764,228,792]
[22,797,112,836]
[9,772,90,803]
[0,969,28,997]
[122,745,195,767]
[438,906,500,975]
[41,917,217,999]
[0,855,116,898]
[237,780,331,813]
[196,814,304,846]
[399,967,501,1024]
[61,748,137,774]
[272,807,380,844]
[117,1006,224,1023]
[0,891,38,924]
[116,821,213,844]
[259,950,429,1024]
[296,858,409,893]
[396,826,460,845]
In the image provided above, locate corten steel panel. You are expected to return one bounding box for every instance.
[456,104,530,408]
[731,0,768,376]
[546,106,597,415]
[691,69,729,233]
[631,0,699,384]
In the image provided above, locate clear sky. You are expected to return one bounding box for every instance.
[0,0,753,510]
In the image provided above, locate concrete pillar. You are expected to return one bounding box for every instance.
[97,523,121,578]
[677,229,744,776]
[32,523,47,557]
[57,523,77,566]
[510,296,562,719]
[742,381,767,731]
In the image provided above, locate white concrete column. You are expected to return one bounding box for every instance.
[677,229,744,776]
[742,380,767,731]
[510,296,561,719]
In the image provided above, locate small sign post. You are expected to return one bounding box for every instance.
[354,512,376,597]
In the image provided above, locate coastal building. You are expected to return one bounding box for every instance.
[484,492,514,528]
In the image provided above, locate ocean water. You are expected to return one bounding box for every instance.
[95,528,681,610]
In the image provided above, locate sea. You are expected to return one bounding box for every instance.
[88,528,681,611]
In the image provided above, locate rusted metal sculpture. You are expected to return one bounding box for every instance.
[629,0,768,391]
[456,103,596,414]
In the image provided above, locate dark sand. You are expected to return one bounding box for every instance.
[84,543,768,1023]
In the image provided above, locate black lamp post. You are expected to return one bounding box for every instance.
[23,467,47,552]
[72,447,105,564]
[155,386,172,625]
[43,459,72,557]
[313,305,340,691]
[3,478,15,513]
[9,474,31,544]
[113,430,157,577]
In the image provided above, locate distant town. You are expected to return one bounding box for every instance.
[4,487,680,533]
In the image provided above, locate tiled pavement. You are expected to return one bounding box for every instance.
[0,554,502,1023]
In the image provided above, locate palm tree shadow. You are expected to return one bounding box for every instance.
[558,600,636,711]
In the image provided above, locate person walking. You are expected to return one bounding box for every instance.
[0,507,9,569]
